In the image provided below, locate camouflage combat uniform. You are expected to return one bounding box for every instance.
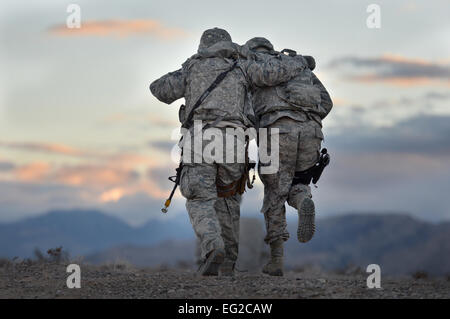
[150,29,303,274]
[246,38,333,246]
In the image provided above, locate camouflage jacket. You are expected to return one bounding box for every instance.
[253,54,333,128]
[150,41,304,128]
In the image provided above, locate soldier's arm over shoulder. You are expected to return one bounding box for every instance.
[149,67,187,104]
[311,72,333,118]
[245,53,303,87]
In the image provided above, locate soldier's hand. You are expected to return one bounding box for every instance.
[303,55,316,70]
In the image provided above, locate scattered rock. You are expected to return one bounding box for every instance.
[0,262,449,299]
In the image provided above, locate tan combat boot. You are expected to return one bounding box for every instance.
[262,239,284,276]
[219,259,235,277]
[198,248,225,276]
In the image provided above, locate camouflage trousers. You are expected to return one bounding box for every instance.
[179,127,245,264]
[259,117,323,244]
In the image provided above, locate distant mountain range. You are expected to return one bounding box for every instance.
[0,209,193,258]
[284,214,450,276]
[1,210,449,275]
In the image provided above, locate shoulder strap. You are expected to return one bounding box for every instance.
[182,60,238,128]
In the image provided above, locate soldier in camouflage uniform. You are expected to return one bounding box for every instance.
[150,28,304,276]
[245,37,333,276]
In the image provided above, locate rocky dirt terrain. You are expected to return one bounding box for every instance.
[0,259,449,299]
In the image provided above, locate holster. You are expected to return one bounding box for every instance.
[292,148,330,186]
[217,177,246,198]
[216,137,255,198]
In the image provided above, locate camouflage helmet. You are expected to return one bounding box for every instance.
[245,37,274,53]
[198,28,232,51]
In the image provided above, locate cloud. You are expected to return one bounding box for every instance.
[101,192,183,226]
[99,187,126,203]
[326,89,450,131]
[314,161,450,222]
[0,161,15,171]
[328,115,450,156]
[321,113,450,197]
[149,116,179,127]
[424,91,450,101]
[0,141,83,156]
[0,140,174,163]
[328,54,450,86]
[2,111,450,225]
[51,165,139,187]
[101,113,129,124]
[15,162,52,181]
[0,181,96,223]
[13,156,136,187]
[2,150,175,204]
[309,113,450,222]
[48,19,188,39]
[149,140,178,153]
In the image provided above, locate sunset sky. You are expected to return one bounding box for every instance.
[0,0,449,225]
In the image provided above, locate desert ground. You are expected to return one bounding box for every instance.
[1,259,449,299]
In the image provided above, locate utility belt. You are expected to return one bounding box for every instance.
[216,136,255,198]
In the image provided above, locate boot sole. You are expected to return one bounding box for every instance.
[297,198,315,243]
[198,249,225,276]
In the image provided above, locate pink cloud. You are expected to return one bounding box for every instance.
[6,150,173,203]
[0,141,83,156]
[48,19,188,39]
[329,54,450,87]
[15,162,51,181]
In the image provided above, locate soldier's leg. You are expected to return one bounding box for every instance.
[259,120,300,276]
[179,163,225,274]
[215,162,244,275]
[259,124,299,245]
[215,193,241,274]
[287,121,323,243]
[260,169,290,244]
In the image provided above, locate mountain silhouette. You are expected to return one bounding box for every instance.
[1,210,449,275]
[0,209,193,258]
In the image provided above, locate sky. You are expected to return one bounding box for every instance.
[0,0,449,226]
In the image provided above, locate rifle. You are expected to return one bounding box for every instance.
[161,161,183,213]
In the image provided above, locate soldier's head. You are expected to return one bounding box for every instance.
[245,37,274,54]
[198,28,232,51]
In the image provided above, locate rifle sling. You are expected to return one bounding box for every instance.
[182,60,238,129]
